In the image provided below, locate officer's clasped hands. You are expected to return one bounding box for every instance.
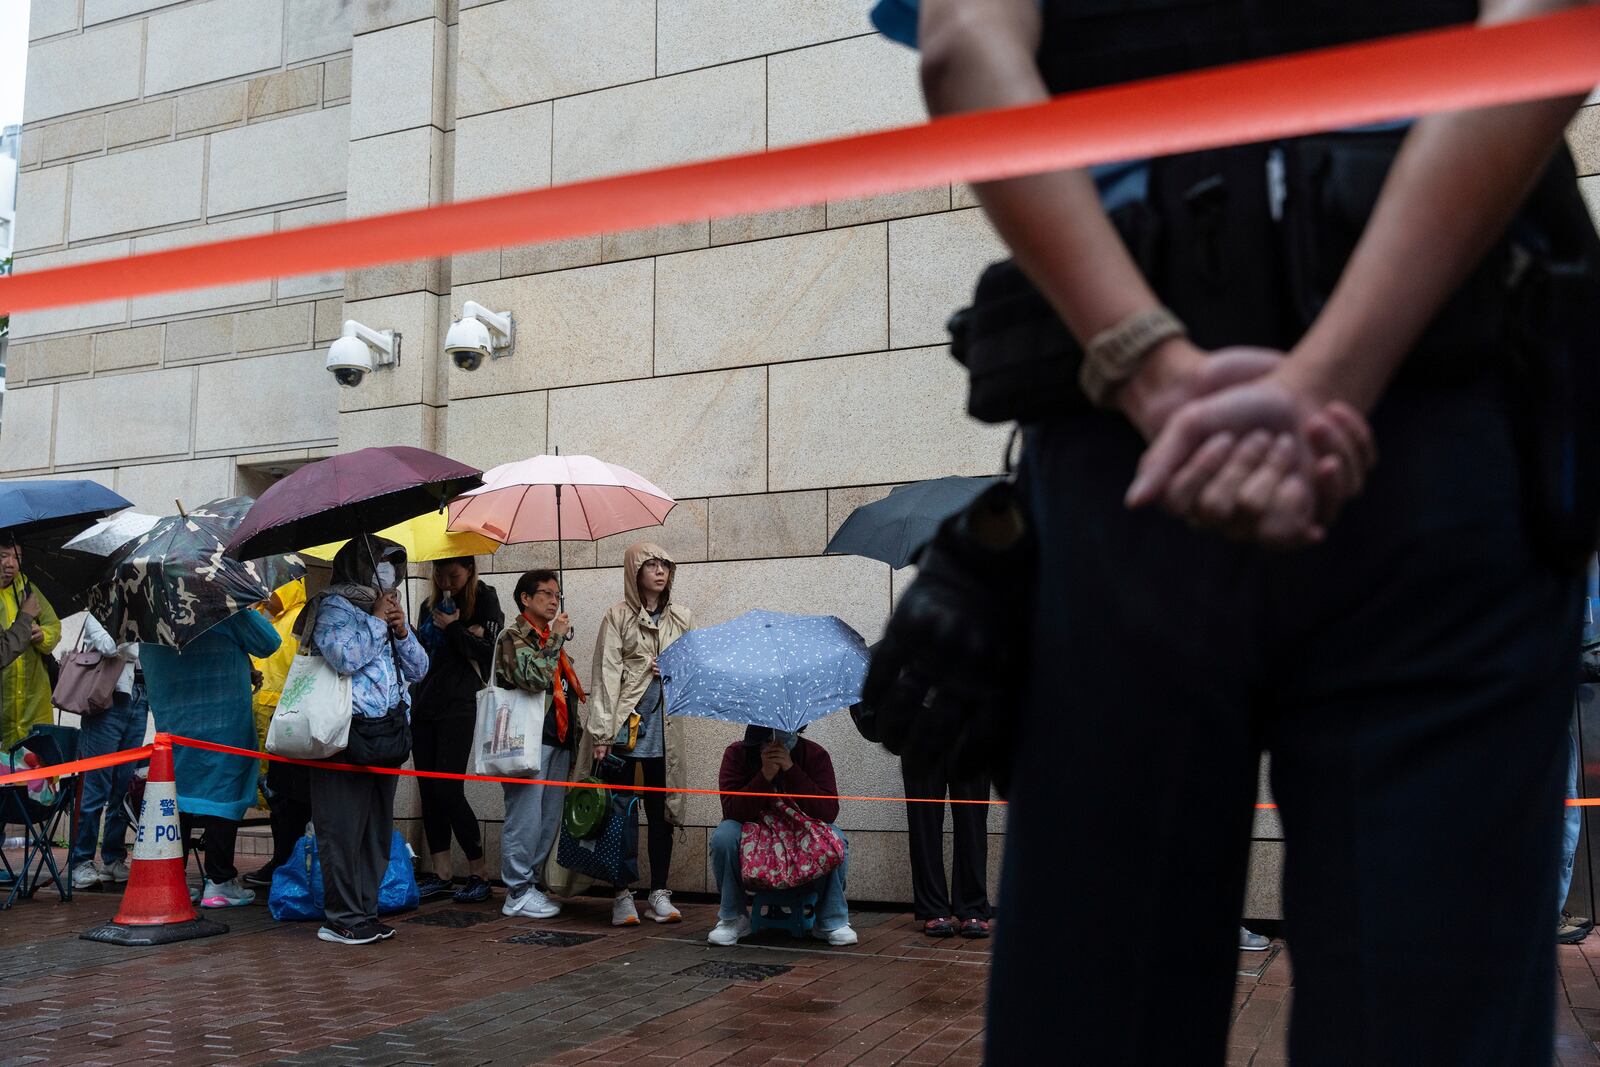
[1118,340,1377,548]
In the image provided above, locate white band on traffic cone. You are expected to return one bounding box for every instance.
[131,777,183,861]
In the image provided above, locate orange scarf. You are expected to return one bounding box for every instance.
[524,612,585,742]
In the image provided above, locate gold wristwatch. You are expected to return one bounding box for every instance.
[1078,306,1187,407]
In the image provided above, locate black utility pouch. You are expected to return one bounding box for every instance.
[948,198,1161,424]
[947,143,1287,425]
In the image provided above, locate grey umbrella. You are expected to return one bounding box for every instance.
[825,476,1001,570]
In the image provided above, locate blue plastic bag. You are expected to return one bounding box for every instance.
[268,830,420,921]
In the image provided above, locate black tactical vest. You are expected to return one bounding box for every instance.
[1036,0,1479,94]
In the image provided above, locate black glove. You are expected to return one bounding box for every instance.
[862,481,1035,797]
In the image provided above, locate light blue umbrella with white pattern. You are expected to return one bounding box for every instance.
[658,609,870,732]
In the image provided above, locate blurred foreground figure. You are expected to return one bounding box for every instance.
[867,0,1600,1062]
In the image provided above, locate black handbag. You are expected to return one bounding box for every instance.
[344,702,411,768]
[342,632,417,767]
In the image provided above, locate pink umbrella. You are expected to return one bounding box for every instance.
[445,452,675,595]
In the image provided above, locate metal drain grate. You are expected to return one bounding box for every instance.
[502,930,605,948]
[405,909,500,928]
[677,961,793,982]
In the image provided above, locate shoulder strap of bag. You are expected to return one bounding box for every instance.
[477,622,509,690]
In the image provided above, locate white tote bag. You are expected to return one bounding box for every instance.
[472,633,545,777]
[266,650,353,759]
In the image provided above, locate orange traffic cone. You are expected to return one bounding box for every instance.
[80,737,228,946]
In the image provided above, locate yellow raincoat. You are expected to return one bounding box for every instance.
[0,578,60,749]
[251,579,306,781]
[251,575,307,793]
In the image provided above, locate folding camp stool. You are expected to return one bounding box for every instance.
[749,887,820,938]
[1,725,80,909]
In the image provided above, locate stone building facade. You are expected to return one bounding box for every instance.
[6,0,1599,912]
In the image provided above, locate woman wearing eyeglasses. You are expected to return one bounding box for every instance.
[497,568,584,920]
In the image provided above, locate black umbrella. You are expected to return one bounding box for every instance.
[15,544,107,617]
[825,476,1002,570]
[89,497,304,648]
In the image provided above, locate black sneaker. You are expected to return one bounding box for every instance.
[317,921,382,945]
[242,865,278,889]
[416,874,453,900]
[453,876,491,904]
[370,921,397,940]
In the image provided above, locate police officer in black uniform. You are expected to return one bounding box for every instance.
[867,0,1600,1063]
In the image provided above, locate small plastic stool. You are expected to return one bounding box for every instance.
[749,887,819,937]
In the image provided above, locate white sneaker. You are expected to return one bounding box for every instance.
[646,889,681,924]
[1239,926,1271,951]
[707,915,751,946]
[104,859,131,882]
[71,864,103,890]
[199,878,256,908]
[503,887,561,920]
[612,892,640,926]
[813,924,858,946]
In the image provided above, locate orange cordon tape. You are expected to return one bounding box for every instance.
[2,9,1599,314]
[0,743,155,788]
[5,734,1600,810]
[0,734,1009,805]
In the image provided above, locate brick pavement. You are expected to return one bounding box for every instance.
[4,850,1595,1065]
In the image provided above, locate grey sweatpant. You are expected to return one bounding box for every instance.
[309,766,396,929]
[500,745,572,897]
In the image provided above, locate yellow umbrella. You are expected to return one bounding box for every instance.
[300,509,500,563]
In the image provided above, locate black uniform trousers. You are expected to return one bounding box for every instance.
[901,756,991,921]
[988,376,1580,1066]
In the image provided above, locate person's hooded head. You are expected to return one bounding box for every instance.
[265,577,307,621]
[330,533,407,595]
[295,533,407,641]
[742,725,801,750]
[623,541,675,613]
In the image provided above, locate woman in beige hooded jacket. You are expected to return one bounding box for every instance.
[582,541,694,926]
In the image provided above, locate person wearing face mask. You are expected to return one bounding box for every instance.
[140,585,283,909]
[707,726,856,947]
[411,556,503,904]
[586,543,695,927]
[297,536,429,946]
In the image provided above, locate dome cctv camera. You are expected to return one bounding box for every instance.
[326,321,400,387]
[446,302,514,372]
[445,316,492,372]
[326,334,374,387]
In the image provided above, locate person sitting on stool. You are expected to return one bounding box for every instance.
[708,725,856,947]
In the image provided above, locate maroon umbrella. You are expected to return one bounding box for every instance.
[225,446,482,560]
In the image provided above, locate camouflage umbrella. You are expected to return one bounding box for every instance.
[88,496,305,649]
